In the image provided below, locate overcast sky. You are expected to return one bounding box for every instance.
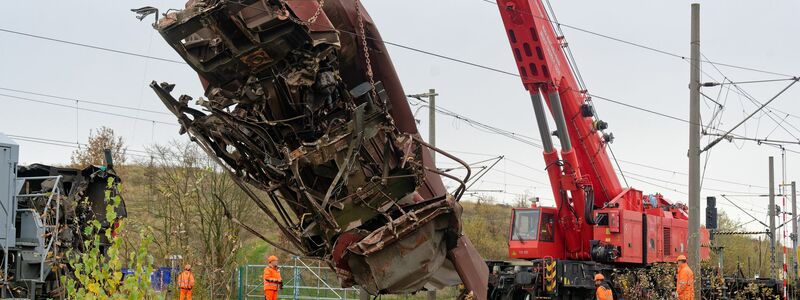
[1,1,798,233]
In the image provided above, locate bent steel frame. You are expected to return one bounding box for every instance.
[147,0,487,297]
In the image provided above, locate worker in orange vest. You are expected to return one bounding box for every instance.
[263,255,283,300]
[594,273,613,300]
[676,255,695,300]
[177,264,195,300]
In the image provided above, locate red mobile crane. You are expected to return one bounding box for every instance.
[487,1,710,298]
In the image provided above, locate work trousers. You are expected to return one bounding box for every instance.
[179,288,193,300]
[264,289,278,300]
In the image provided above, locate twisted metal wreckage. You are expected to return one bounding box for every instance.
[145,0,488,297]
[0,138,126,299]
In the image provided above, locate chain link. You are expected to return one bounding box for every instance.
[277,0,377,99]
[278,0,326,26]
[353,0,378,99]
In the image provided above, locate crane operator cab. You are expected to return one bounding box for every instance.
[508,207,564,259]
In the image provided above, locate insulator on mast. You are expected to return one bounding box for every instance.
[602,133,614,144]
[593,120,609,131]
[580,103,594,117]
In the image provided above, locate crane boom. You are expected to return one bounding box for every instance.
[495,0,624,259]
[497,0,623,204]
[495,0,708,265]
[486,2,742,299]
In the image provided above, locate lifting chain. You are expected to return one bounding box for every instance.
[278,0,326,26]
[278,0,377,99]
[353,0,378,99]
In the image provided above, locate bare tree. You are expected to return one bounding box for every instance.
[71,126,127,167]
[475,194,495,206]
[512,193,528,208]
[512,191,538,208]
[146,141,259,299]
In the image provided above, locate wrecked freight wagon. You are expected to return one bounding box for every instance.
[144,0,487,297]
[0,134,126,299]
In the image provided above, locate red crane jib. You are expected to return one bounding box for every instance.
[496,0,710,263]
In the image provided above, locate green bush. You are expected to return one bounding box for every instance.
[62,177,162,299]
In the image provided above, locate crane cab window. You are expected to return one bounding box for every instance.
[511,210,540,241]
[539,213,555,242]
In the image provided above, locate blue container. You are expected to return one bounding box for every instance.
[120,268,134,279]
[159,267,175,285]
[150,267,177,291]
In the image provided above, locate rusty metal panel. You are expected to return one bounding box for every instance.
[449,235,489,300]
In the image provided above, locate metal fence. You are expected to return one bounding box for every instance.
[236,256,461,300]
[237,257,361,300]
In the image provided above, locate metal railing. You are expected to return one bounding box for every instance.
[237,256,361,300]
[14,175,62,282]
[236,256,463,300]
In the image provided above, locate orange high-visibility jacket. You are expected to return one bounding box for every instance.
[677,264,695,300]
[263,266,282,291]
[596,284,613,300]
[177,271,195,290]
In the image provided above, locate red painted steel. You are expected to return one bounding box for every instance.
[495,0,710,264]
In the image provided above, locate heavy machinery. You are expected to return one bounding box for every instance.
[143,0,487,297]
[486,1,712,299]
[0,133,126,299]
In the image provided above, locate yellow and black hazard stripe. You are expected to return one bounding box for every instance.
[544,260,557,293]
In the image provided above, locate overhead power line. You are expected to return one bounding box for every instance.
[588,93,690,124]
[6,134,199,166]
[624,174,687,196]
[426,106,771,192]
[452,147,769,191]
[615,159,767,189]
[699,61,800,123]
[1,7,790,195]
[477,0,795,78]
[408,96,544,149]
[480,179,549,190]
[5,63,773,194]
[7,134,154,160]
[620,170,761,195]
[9,135,83,149]
[3,3,795,81]
[0,87,172,116]
[416,96,773,189]
[0,93,177,126]
[534,0,630,187]
[703,133,800,147]
[701,77,800,153]
[721,195,770,227]
[472,151,760,198]
[625,175,767,214]
[581,91,800,153]
[3,19,796,149]
[12,127,761,204]
[0,28,186,65]
[7,134,150,155]
[701,53,800,133]
[713,78,800,86]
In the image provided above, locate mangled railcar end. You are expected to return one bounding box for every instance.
[146,0,487,297]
